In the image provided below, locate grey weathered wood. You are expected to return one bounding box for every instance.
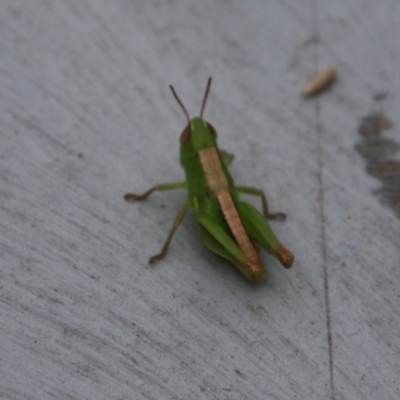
[1,1,399,399]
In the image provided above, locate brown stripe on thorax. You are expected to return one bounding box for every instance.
[198,147,229,192]
[198,148,262,279]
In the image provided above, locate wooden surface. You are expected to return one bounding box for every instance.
[1,1,399,399]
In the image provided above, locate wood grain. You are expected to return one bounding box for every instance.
[0,1,399,399]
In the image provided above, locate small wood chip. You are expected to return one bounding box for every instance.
[302,67,337,97]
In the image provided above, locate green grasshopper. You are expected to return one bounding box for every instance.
[125,78,294,282]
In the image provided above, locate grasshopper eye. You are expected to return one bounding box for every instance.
[206,122,218,138]
[180,125,192,144]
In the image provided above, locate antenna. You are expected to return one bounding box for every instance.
[200,77,212,119]
[170,84,190,123]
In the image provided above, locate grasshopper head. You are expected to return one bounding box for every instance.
[179,117,217,149]
[170,78,218,152]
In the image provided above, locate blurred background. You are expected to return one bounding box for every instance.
[0,1,399,399]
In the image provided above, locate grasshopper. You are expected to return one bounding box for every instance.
[125,78,294,282]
